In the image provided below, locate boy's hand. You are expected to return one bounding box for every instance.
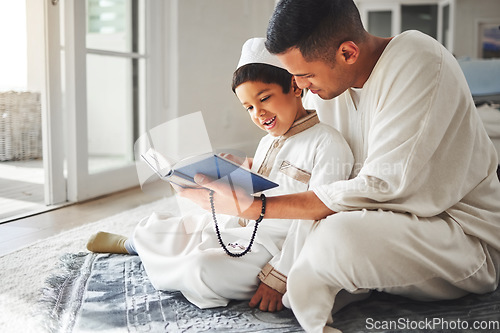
[218,153,253,170]
[249,282,284,312]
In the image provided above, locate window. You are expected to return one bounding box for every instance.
[358,1,452,51]
[57,0,162,202]
[401,5,438,39]
[368,11,392,38]
[85,0,145,174]
[441,4,450,49]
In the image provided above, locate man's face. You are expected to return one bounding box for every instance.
[277,47,352,100]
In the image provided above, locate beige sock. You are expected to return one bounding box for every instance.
[86,231,129,254]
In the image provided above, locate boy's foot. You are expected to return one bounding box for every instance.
[86,231,129,254]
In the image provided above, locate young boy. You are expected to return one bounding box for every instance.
[87,38,353,312]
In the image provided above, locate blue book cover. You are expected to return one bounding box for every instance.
[141,149,278,194]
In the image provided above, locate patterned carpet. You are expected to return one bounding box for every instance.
[40,252,500,333]
[41,253,303,333]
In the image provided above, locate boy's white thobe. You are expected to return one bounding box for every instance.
[292,30,500,332]
[132,111,353,308]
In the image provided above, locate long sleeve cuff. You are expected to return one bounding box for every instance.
[257,263,287,294]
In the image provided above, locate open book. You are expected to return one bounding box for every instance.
[141,148,278,194]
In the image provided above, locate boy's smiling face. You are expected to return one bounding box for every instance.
[235,80,306,137]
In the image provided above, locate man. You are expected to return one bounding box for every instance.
[180,0,500,331]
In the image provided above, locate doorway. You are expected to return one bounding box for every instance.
[0,0,164,223]
[0,2,47,222]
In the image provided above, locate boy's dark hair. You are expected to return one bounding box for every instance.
[231,63,293,94]
[265,0,366,65]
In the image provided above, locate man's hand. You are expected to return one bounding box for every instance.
[249,282,284,312]
[173,174,259,218]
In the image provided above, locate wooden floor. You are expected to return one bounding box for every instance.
[0,186,163,256]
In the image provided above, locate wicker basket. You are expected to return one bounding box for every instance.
[0,91,43,161]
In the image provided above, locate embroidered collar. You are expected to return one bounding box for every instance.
[281,110,319,139]
[256,110,319,178]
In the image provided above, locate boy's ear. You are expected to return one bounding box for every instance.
[291,77,303,97]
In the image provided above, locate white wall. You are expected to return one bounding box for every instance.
[166,0,276,156]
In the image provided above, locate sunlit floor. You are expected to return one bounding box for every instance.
[0,159,48,222]
[0,155,137,223]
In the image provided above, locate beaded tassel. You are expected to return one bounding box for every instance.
[209,190,266,257]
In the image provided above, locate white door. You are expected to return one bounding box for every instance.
[62,0,163,202]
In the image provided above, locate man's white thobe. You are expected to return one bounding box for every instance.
[290,30,500,332]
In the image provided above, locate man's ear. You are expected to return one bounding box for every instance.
[338,41,359,64]
[291,77,303,97]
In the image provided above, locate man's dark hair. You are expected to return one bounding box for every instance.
[265,0,366,65]
[231,63,293,94]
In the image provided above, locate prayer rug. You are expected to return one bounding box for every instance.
[40,251,500,333]
[41,252,303,332]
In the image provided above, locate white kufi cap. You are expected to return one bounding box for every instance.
[236,37,286,70]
